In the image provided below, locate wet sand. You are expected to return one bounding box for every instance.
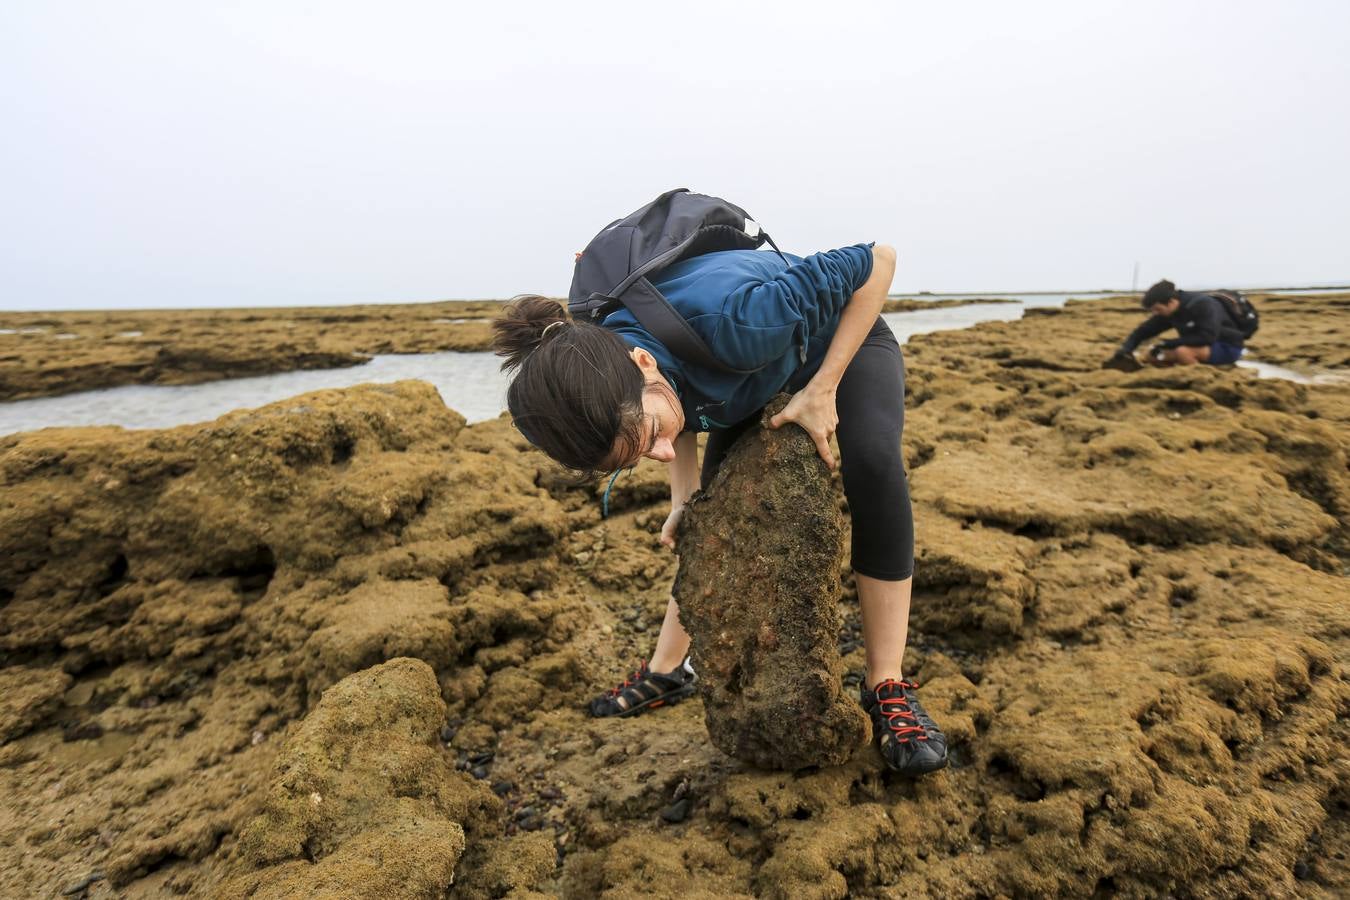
[1,293,1347,897]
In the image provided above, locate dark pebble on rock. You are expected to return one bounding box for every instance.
[62,722,104,742]
[540,786,562,801]
[440,724,457,743]
[468,750,495,765]
[1294,860,1310,880]
[491,780,514,796]
[470,765,489,779]
[519,815,543,832]
[659,798,691,823]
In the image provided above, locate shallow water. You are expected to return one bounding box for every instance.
[0,302,1042,436]
[0,352,512,436]
[891,292,1127,308]
[0,292,1336,437]
[880,301,1025,344]
[1235,359,1350,385]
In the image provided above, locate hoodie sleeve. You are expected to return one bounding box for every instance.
[709,244,874,368]
[1120,314,1172,353]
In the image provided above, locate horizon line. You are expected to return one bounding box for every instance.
[4,283,1349,316]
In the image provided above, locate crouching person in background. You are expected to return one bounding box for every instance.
[1104,279,1251,370]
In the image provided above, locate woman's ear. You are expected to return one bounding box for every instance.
[629,347,659,376]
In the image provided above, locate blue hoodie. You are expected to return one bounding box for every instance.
[602,243,874,432]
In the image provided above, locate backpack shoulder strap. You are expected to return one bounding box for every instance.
[619,278,761,376]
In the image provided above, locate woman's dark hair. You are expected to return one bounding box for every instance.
[491,295,645,478]
[1142,279,1177,308]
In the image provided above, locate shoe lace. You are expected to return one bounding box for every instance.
[874,679,928,742]
[606,660,649,697]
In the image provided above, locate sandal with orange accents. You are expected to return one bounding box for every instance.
[588,658,698,718]
[860,678,949,776]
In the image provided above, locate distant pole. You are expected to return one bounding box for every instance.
[1131,261,1140,292]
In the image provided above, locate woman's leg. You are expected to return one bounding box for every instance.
[596,594,692,714]
[857,574,912,687]
[836,320,945,774]
[832,319,915,686]
[648,596,691,673]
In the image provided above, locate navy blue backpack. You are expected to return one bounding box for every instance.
[567,189,787,374]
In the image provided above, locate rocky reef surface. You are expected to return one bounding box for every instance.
[0,297,1016,402]
[0,300,501,401]
[1,294,1347,897]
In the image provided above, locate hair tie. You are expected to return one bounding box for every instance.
[541,321,566,340]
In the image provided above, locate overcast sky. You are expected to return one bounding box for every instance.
[2,1,1348,310]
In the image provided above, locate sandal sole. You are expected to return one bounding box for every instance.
[604,682,698,719]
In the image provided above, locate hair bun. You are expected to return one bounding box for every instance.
[491,295,570,371]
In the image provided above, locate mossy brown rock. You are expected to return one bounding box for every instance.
[2,294,1348,897]
[0,300,506,401]
[0,381,571,895]
[0,299,1023,403]
[215,658,485,898]
[675,397,869,770]
[0,665,73,742]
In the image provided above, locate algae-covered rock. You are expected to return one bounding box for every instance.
[0,666,72,742]
[216,657,492,898]
[675,398,869,770]
[0,300,504,402]
[5,293,1350,898]
[0,385,574,895]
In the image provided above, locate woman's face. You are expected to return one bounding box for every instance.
[609,348,685,468]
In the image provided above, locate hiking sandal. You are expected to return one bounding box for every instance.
[588,658,698,718]
[860,678,949,776]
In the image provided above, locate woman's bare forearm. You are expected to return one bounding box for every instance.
[669,430,700,507]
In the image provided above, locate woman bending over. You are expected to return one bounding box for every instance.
[492,241,946,776]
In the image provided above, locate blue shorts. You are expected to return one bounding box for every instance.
[1208,342,1244,365]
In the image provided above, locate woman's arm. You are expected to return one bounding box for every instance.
[661,430,701,548]
[769,244,897,468]
[712,244,875,369]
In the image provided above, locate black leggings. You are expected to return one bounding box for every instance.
[700,317,914,580]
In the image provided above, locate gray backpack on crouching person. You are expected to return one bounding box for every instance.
[568,188,788,375]
[1208,289,1260,339]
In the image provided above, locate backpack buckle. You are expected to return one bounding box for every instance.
[586,292,618,320]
